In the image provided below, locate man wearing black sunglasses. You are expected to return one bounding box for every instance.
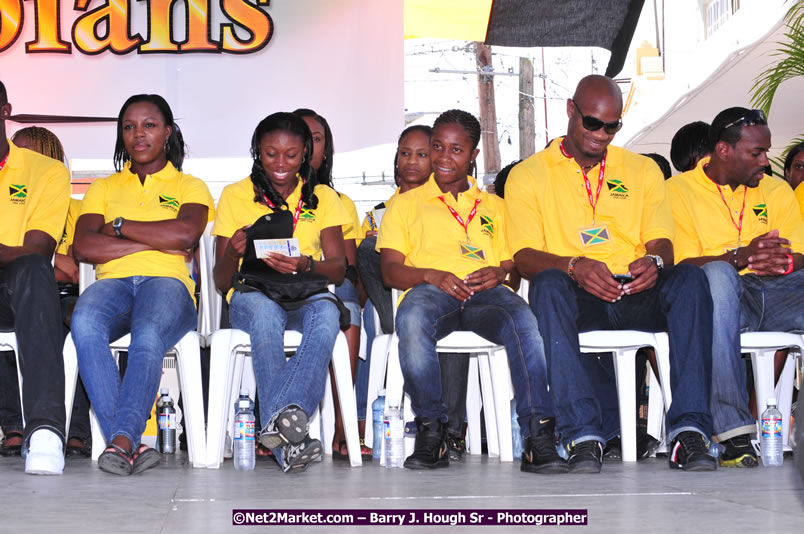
[506,74,716,474]
[668,107,804,468]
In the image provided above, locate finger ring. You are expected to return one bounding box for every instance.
[452,285,457,292]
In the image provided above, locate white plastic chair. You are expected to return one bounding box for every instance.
[377,288,514,465]
[0,331,79,440]
[740,332,803,451]
[74,263,208,468]
[201,236,362,468]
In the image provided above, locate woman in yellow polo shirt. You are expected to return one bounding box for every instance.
[377,110,564,473]
[71,94,214,476]
[292,108,368,460]
[212,112,348,473]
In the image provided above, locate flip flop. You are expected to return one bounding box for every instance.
[360,438,373,461]
[98,444,133,476]
[0,431,23,457]
[131,444,161,475]
[332,440,349,461]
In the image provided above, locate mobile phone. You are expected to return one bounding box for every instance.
[613,274,633,284]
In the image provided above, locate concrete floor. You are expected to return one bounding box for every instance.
[1,453,802,533]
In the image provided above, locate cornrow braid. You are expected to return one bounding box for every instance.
[249,112,318,210]
[433,109,481,177]
[12,126,65,162]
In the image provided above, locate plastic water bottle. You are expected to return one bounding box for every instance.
[760,398,783,467]
[233,388,256,471]
[384,404,404,468]
[156,389,176,454]
[510,399,522,460]
[372,390,386,460]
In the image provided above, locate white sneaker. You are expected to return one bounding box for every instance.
[25,429,64,475]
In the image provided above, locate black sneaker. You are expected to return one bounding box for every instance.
[403,419,449,470]
[603,436,621,461]
[718,434,758,468]
[668,431,716,471]
[446,435,466,462]
[278,437,322,473]
[637,430,661,460]
[520,419,568,474]
[567,440,603,474]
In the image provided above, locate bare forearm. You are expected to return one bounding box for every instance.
[213,253,240,293]
[73,233,153,264]
[117,219,202,250]
[312,257,347,286]
[382,262,435,291]
[645,239,674,267]
[0,244,53,267]
[513,248,573,279]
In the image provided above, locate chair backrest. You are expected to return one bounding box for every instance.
[198,223,223,341]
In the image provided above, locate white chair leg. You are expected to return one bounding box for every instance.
[309,407,322,442]
[205,329,238,469]
[477,353,500,458]
[777,351,796,451]
[653,332,673,412]
[174,332,206,468]
[63,336,78,440]
[89,407,106,461]
[465,356,482,455]
[364,334,391,449]
[488,349,513,463]
[751,349,776,436]
[330,332,362,466]
[613,348,638,462]
[646,366,665,444]
[321,367,335,455]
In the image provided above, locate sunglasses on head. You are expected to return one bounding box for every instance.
[571,99,623,135]
[720,109,767,132]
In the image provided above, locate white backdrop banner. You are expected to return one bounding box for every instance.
[0,0,403,160]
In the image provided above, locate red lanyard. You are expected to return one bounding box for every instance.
[0,152,8,172]
[263,193,305,233]
[438,195,481,241]
[705,171,747,246]
[560,140,606,224]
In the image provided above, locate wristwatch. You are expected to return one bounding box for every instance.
[645,254,664,271]
[113,217,125,238]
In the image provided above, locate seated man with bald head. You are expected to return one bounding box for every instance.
[506,75,716,473]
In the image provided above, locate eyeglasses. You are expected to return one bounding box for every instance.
[719,109,767,133]
[571,99,623,135]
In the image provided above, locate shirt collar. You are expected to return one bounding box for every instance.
[121,160,180,182]
[3,140,25,170]
[421,173,481,200]
[693,156,741,193]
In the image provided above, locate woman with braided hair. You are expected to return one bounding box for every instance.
[377,109,563,473]
[212,112,349,473]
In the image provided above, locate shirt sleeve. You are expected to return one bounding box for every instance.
[27,163,71,243]
[504,162,546,255]
[58,199,82,254]
[211,185,239,238]
[316,187,350,231]
[639,160,675,244]
[180,174,216,222]
[667,178,703,262]
[79,178,108,219]
[771,182,804,256]
[796,183,804,221]
[376,194,411,257]
[340,194,362,241]
[490,195,512,263]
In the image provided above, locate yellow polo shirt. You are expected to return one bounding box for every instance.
[796,183,804,220]
[80,161,215,298]
[377,175,511,281]
[214,176,348,258]
[667,157,804,265]
[57,198,82,255]
[340,192,363,245]
[505,139,673,274]
[361,189,400,235]
[0,140,70,248]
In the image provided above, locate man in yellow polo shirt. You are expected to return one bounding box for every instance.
[506,75,716,473]
[0,80,70,475]
[668,107,804,468]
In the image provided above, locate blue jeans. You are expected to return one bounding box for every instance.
[71,276,196,448]
[355,302,376,421]
[334,278,361,328]
[395,284,552,439]
[529,265,713,448]
[229,290,341,431]
[703,262,804,441]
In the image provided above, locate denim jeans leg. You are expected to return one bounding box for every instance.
[395,284,462,423]
[262,293,342,422]
[701,262,755,440]
[355,302,375,421]
[229,290,290,431]
[118,277,196,448]
[71,279,135,444]
[462,286,553,440]
[529,269,605,447]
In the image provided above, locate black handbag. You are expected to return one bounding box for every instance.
[232,210,351,329]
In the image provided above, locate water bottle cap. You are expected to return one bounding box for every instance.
[160,388,169,395]
[766,398,777,406]
[378,389,386,396]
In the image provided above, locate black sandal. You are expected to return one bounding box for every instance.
[65,437,91,458]
[0,431,23,457]
[98,444,133,476]
[131,444,161,475]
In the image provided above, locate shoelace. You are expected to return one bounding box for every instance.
[529,435,559,457]
[676,432,707,454]
[571,440,602,459]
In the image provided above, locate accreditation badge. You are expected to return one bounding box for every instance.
[578,224,610,247]
[459,241,486,262]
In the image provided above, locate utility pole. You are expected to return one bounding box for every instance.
[518,57,535,159]
[475,43,501,179]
